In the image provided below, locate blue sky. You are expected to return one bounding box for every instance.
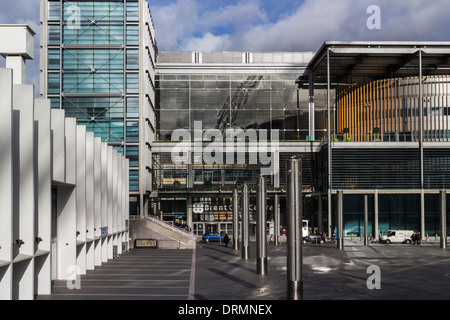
[149,0,450,52]
[0,0,450,92]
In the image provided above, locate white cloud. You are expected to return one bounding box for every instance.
[152,0,200,51]
[156,0,450,52]
[198,0,268,31]
[182,32,232,52]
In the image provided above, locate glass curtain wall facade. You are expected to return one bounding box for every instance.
[327,193,450,238]
[157,74,309,141]
[153,52,328,229]
[41,0,157,215]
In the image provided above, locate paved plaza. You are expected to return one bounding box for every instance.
[37,240,450,301]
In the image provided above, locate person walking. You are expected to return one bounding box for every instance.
[224,233,230,247]
[416,232,421,245]
[411,232,416,245]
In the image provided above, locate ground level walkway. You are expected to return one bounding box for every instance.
[37,240,450,300]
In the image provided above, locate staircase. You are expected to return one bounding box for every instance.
[129,216,197,249]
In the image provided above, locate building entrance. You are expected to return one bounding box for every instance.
[193,222,233,236]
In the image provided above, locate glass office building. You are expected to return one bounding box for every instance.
[41,2,450,241]
[152,51,330,234]
[40,0,157,215]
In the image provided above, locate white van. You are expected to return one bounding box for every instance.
[379,230,414,244]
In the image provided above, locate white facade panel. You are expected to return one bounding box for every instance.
[0,68,13,300]
[0,24,130,300]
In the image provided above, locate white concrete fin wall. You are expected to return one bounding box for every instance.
[0,68,13,300]
[0,25,130,300]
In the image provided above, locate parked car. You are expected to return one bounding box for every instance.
[304,233,326,244]
[202,232,224,243]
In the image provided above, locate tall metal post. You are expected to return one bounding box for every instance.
[419,48,424,190]
[440,190,447,249]
[232,188,239,251]
[241,184,250,260]
[256,176,268,275]
[274,194,280,246]
[364,195,369,246]
[337,190,344,250]
[327,48,333,240]
[286,157,303,300]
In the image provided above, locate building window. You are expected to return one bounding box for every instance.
[48,49,60,70]
[127,97,139,118]
[48,25,60,45]
[126,145,139,167]
[127,73,139,93]
[126,121,139,142]
[48,73,60,94]
[126,25,139,45]
[48,1,60,21]
[126,1,140,22]
[126,49,139,69]
[129,170,139,191]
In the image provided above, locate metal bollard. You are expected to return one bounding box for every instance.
[286,157,303,300]
[440,190,447,249]
[364,195,369,246]
[241,183,250,260]
[256,176,268,275]
[274,194,280,246]
[233,188,239,251]
[337,190,344,250]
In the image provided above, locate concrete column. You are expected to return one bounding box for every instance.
[100,143,109,263]
[85,132,95,270]
[57,118,77,281]
[76,125,87,274]
[126,159,130,249]
[112,150,118,257]
[93,137,102,266]
[13,84,35,260]
[51,109,66,183]
[34,98,52,295]
[107,146,113,260]
[6,57,26,85]
[0,69,13,300]
[117,155,123,255]
[112,149,118,235]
